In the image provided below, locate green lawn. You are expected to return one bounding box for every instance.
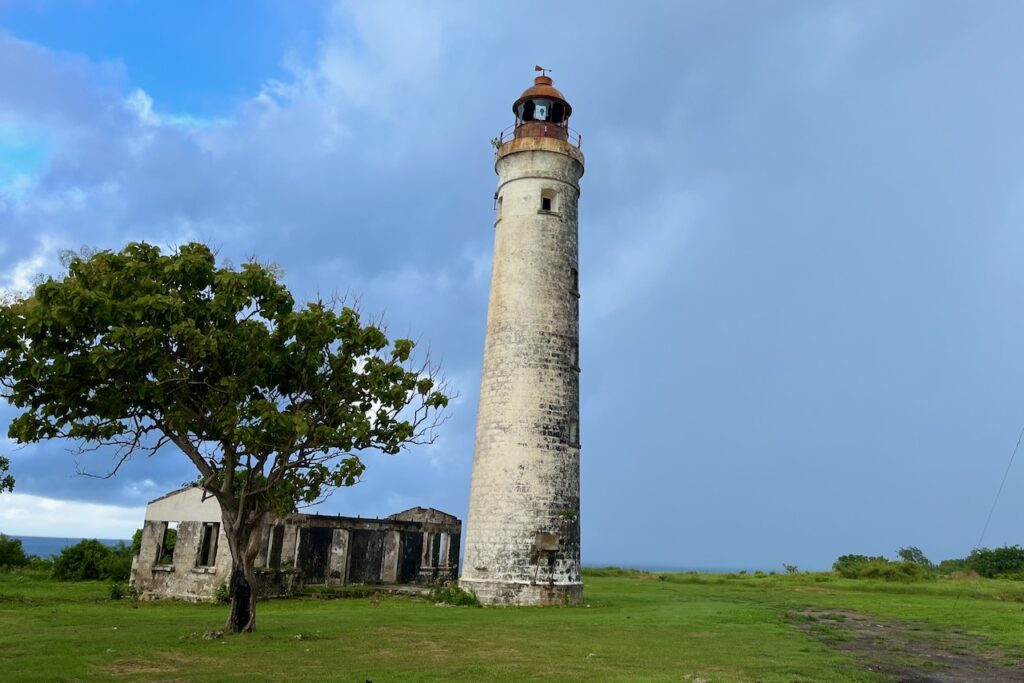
[1,568,1022,681]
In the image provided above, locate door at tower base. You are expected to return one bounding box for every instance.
[461,72,584,607]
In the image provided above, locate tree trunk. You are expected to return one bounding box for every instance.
[226,563,255,632]
[222,510,264,633]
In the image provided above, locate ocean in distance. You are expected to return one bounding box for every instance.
[10,535,130,558]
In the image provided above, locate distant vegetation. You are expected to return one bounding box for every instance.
[52,539,133,582]
[0,532,137,582]
[831,545,1024,582]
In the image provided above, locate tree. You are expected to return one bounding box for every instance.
[0,533,29,568]
[896,546,933,569]
[965,546,1024,578]
[0,456,13,494]
[0,242,449,632]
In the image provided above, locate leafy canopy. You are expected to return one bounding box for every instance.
[0,242,449,515]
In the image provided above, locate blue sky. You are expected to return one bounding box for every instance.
[2,1,1024,571]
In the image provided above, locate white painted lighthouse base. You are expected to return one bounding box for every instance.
[460,577,583,606]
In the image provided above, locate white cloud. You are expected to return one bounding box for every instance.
[0,233,63,296]
[125,87,229,131]
[0,492,144,538]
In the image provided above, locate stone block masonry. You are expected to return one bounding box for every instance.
[461,133,585,606]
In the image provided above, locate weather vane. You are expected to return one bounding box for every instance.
[534,65,552,77]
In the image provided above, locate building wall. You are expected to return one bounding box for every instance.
[462,136,584,606]
[133,519,234,601]
[130,489,460,601]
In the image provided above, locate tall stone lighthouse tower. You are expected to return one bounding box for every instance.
[461,71,584,606]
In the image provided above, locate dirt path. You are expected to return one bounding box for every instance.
[790,608,1024,682]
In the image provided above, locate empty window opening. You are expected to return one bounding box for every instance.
[438,532,449,566]
[541,189,557,213]
[497,196,503,219]
[156,522,178,565]
[569,420,579,445]
[268,525,285,569]
[421,532,434,567]
[197,522,219,567]
[571,267,579,294]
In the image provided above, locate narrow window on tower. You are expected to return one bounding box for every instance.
[571,267,579,295]
[569,420,579,446]
[540,189,557,213]
[496,196,503,222]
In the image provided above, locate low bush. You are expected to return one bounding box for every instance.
[0,534,29,568]
[109,581,128,600]
[52,539,132,582]
[857,559,932,582]
[937,558,969,575]
[431,582,481,607]
[833,554,886,579]
[832,553,934,582]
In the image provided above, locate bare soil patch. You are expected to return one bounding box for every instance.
[790,608,1024,682]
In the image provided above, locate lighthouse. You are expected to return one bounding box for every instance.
[461,70,584,606]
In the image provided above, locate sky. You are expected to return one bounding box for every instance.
[2,0,1024,572]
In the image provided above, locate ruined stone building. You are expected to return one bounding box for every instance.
[130,486,461,601]
[461,72,584,606]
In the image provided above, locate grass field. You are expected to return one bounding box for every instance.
[2,568,1024,681]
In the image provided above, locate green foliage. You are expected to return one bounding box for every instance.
[26,555,53,571]
[937,558,969,575]
[155,528,177,564]
[0,242,449,630]
[108,581,126,600]
[833,553,933,581]
[832,554,886,579]
[856,559,932,582]
[215,582,231,603]
[0,455,13,494]
[129,528,143,556]
[0,533,29,568]
[965,546,1024,578]
[782,563,799,574]
[0,242,448,512]
[431,582,481,607]
[51,539,132,582]
[897,546,933,568]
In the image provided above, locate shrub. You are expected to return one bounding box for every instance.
[965,546,1024,579]
[0,534,29,568]
[857,559,931,582]
[782,564,799,574]
[109,581,126,600]
[833,554,885,579]
[214,583,230,603]
[937,558,968,575]
[52,539,133,581]
[129,529,143,556]
[431,582,481,607]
